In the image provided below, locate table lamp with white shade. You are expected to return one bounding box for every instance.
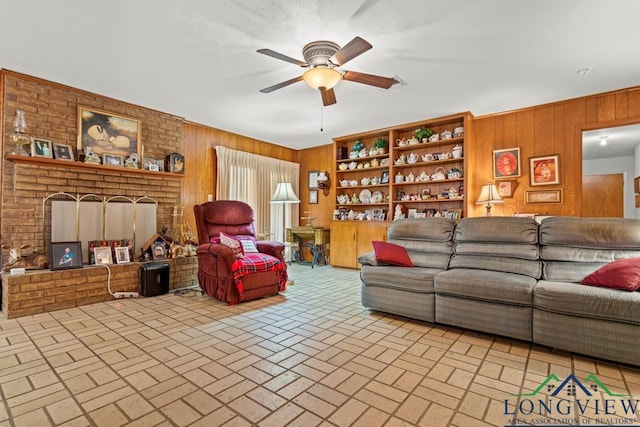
[475,183,504,216]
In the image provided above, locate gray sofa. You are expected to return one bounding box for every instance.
[359,216,640,366]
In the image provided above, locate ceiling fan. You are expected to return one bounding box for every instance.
[257,36,398,106]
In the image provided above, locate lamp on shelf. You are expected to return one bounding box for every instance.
[316,171,331,196]
[475,183,503,216]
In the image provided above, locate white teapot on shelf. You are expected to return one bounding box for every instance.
[418,171,430,182]
[407,153,419,164]
[395,154,406,165]
[452,145,463,158]
[405,172,415,182]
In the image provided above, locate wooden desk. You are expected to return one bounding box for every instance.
[286,227,330,267]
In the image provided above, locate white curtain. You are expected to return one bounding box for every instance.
[215,146,300,241]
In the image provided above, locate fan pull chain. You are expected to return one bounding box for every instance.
[320,106,324,132]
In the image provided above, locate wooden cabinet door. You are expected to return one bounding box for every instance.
[356,222,388,263]
[329,222,358,268]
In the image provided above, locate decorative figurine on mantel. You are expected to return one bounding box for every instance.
[124,153,139,169]
[83,146,101,164]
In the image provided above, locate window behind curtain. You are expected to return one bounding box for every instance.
[215,146,300,241]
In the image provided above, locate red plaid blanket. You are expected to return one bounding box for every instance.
[231,253,287,301]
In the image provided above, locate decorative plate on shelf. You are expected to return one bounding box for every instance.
[371,191,384,203]
[359,189,372,204]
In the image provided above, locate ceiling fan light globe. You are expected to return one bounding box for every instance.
[302,68,342,90]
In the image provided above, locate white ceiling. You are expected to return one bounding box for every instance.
[2,0,640,151]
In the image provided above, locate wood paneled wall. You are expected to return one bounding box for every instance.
[182,121,298,235]
[298,144,334,228]
[469,86,640,217]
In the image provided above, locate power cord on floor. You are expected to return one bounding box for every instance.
[173,285,203,296]
[95,263,140,298]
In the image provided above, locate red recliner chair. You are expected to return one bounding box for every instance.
[193,200,287,304]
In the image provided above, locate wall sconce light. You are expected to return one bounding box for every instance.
[475,182,504,216]
[316,171,331,196]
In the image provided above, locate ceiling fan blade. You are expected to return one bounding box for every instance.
[330,36,372,66]
[343,70,397,89]
[321,88,337,106]
[259,76,303,93]
[257,48,307,67]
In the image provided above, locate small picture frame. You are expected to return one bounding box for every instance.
[308,171,319,189]
[31,137,53,158]
[142,157,155,170]
[381,171,389,184]
[50,241,83,270]
[408,208,418,219]
[149,164,160,172]
[530,155,559,186]
[309,189,318,204]
[166,152,185,173]
[414,212,426,218]
[635,177,640,194]
[94,247,113,265]
[525,189,562,204]
[497,180,517,198]
[53,144,75,161]
[447,209,462,220]
[115,246,130,264]
[493,147,521,179]
[152,242,167,260]
[421,188,431,200]
[103,153,123,166]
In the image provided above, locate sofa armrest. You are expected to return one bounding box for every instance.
[257,241,285,263]
[358,251,381,266]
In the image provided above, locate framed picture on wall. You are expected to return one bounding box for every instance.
[525,189,562,204]
[497,180,517,198]
[308,171,319,189]
[493,148,521,179]
[309,189,318,204]
[530,155,559,186]
[77,106,141,159]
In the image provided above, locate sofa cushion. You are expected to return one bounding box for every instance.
[361,265,438,293]
[435,268,537,306]
[454,217,538,244]
[581,258,640,291]
[539,216,640,249]
[534,280,640,325]
[449,254,542,278]
[372,241,413,267]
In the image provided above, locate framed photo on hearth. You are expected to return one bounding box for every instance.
[50,241,83,270]
[94,247,113,265]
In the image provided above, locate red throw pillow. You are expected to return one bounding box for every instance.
[372,241,413,267]
[582,258,640,291]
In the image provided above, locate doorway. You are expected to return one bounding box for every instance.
[582,174,624,217]
[582,123,640,218]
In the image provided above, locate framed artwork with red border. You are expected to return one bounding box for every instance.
[530,154,559,186]
[493,148,521,179]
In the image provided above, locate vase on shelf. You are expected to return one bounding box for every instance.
[11,110,30,156]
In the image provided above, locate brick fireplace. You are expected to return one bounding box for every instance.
[1,70,198,318]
